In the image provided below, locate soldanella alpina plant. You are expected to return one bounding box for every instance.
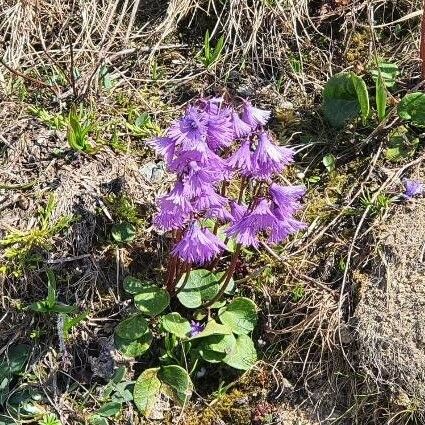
[150,96,306,299]
[114,96,306,419]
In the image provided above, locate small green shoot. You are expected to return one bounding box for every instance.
[200,30,225,68]
[29,270,76,314]
[322,154,336,173]
[370,61,399,88]
[67,106,96,153]
[28,106,66,130]
[126,112,161,138]
[38,413,62,425]
[291,284,305,302]
[360,190,394,217]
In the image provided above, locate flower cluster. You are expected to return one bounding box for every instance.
[150,97,306,265]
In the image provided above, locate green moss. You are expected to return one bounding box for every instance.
[104,193,144,227]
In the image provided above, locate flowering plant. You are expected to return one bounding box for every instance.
[113,97,306,418]
[150,96,306,301]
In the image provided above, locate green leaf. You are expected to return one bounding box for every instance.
[0,345,30,375]
[49,303,77,314]
[111,366,126,384]
[134,285,170,316]
[189,319,232,340]
[176,269,222,309]
[199,333,237,363]
[351,73,370,124]
[322,154,336,173]
[384,125,419,162]
[371,61,399,88]
[376,76,387,121]
[111,223,136,243]
[114,328,152,358]
[218,297,258,335]
[323,72,370,127]
[62,311,88,340]
[158,365,193,406]
[222,334,257,370]
[123,276,147,294]
[134,366,193,418]
[46,269,56,306]
[397,92,425,127]
[133,368,162,417]
[29,301,50,312]
[89,416,108,425]
[115,314,148,340]
[97,401,122,417]
[199,349,226,363]
[161,313,191,339]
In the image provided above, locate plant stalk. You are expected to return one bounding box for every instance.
[203,244,241,308]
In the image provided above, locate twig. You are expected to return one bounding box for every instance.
[0,58,57,96]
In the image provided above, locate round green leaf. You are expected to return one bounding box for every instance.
[133,368,161,417]
[200,349,226,363]
[134,285,170,316]
[219,297,257,335]
[189,319,232,340]
[114,328,152,358]
[123,276,148,294]
[115,314,148,340]
[176,269,221,309]
[201,333,236,354]
[222,334,257,371]
[112,223,136,243]
[161,313,191,339]
[397,92,425,127]
[158,365,193,406]
[97,401,122,417]
[323,72,369,128]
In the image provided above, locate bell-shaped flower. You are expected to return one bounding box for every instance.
[148,136,175,165]
[172,223,227,264]
[227,198,277,247]
[168,106,207,145]
[251,132,294,179]
[241,101,271,128]
[227,140,253,174]
[232,111,252,138]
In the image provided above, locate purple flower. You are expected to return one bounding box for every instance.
[194,186,228,211]
[205,206,233,222]
[269,183,306,214]
[241,101,271,128]
[229,201,248,222]
[269,214,307,244]
[403,178,424,198]
[148,136,175,165]
[227,198,277,247]
[251,132,294,179]
[227,140,253,174]
[158,181,192,211]
[172,223,227,264]
[206,108,234,151]
[168,106,207,145]
[153,202,189,231]
[183,161,221,196]
[190,321,204,337]
[232,112,252,138]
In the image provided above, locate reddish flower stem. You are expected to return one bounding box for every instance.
[165,255,178,294]
[203,244,241,308]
